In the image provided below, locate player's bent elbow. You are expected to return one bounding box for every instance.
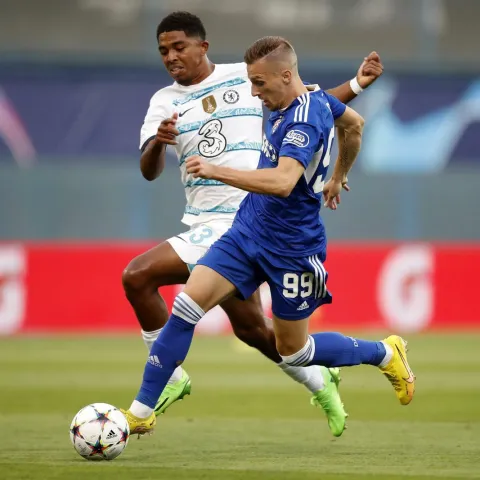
[349,114,365,135]
[356,114,365,132]
[141,170,159,181]
[140,160,164,181]
[275,181,295,198]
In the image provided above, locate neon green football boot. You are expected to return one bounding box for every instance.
[310,367,348,437]
[154,370,192,416]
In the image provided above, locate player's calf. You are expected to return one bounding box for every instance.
[278,332,390,368]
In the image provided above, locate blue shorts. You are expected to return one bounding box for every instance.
[197,227,332,320]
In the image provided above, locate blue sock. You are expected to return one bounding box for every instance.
[283,332,386,368]
[135,293,204,409]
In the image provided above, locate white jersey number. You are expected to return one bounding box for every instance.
[312,127,335,194]
[198,119,227,158]
[283,273,314,298]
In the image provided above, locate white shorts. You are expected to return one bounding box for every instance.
[167,219,233,272]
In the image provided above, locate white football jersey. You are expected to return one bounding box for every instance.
[140,63,263,226]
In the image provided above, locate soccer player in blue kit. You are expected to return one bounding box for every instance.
[123,36,416,436]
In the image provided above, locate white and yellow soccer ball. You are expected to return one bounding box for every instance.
[69,403,130,461]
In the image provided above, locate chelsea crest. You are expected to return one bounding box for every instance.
[223,90,239,104]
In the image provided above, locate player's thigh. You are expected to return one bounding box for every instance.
[184,265,237,312]
[167,223,222,273]
[123,240,189,287]
[123,221,227,288]
[191,228,264,312]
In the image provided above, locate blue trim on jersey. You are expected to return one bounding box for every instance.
[185,205,238,216]
[178,107,263,135]
[178,141,262,165]
[172,78,247,106]
[184,179,226,187]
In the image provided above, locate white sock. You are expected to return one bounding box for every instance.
[129,399,154,419]
[141,328,184,384]
[141,328,162,351]
[278,362,325,393]
[379,342,394,368]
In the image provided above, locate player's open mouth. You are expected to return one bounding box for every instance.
[169,66,184,75]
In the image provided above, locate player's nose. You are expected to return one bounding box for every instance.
[166,50,179,64]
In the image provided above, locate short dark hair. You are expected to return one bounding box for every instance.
[156,11,206,41]
[244,36,294,64]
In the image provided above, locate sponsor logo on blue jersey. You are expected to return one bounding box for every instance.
[283,129,310,148]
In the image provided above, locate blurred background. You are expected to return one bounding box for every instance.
[0,0,479,334]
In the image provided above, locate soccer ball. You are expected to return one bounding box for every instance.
[69,403,130,461]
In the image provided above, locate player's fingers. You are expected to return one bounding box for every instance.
[324,195,334,209]
[160,124,179,135]
[366,51,380,62]
[171,112,179,122]
[327,198,336,210]
[167,126,180,136]
[363,60,383,71]
[157,131,176,141]
[342,184,350,192]
[336,194,341,205]
[158,129,175,138]
[161,118,176,126]
[156,136,177,146]
[362,67,383,79]
[364,62,383,73]
[363,64,383,76]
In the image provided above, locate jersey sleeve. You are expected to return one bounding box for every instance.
[324,91,347,120]
[139,92,169,151]
[279,122,323,169]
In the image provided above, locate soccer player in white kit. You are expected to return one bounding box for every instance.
[122,11,384,436]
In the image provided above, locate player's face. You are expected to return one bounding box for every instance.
[247,60,289,111]
[158,31,208,85]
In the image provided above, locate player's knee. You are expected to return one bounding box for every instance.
[275,337,306,358]
[122,257,155,294]
[278,336,314,366]
[227,306,267,346]
[232,322,268,348]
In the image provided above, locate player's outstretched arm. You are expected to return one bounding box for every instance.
[185,155,304,198]
[325,51,384,104]
[323,106,364,210]
[140,113,179,181]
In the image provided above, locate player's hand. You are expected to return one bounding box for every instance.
[323,178,344,211]
[356,51,384,89]
[155,112,180,146]
[186,155,216,179]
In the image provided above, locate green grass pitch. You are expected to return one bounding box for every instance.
[1,333,479,479]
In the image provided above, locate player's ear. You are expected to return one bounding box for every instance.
[282,70,292,85]
[200,40,209,55]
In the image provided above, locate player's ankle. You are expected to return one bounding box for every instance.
[129,400,154,419]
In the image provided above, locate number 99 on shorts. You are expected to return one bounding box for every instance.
[282,273,314,298]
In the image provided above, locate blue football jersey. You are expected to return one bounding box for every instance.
[234,90,346,256]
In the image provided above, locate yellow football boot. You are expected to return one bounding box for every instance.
[121,409,156,438]
[380,335,416,405]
